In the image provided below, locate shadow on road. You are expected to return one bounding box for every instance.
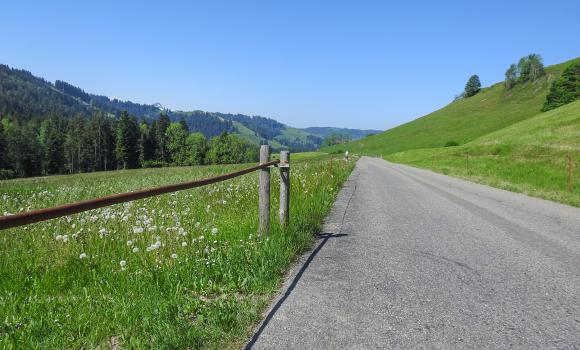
[244,232,347,349]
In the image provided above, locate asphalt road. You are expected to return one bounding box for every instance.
[246,157,580,349]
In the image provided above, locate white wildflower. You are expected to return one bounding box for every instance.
[181,242,187,247]
[126,240,133,246]
[119,260,127,267]
[211,228,218,235]
[171,253,177,259]
[55,235,63,241]
[79,253,87,259]
[132,227,144,234]
[132,247,140,253]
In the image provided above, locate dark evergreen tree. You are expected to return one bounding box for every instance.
[543,61,580,111]
[464,75,482,97]
[39,116,65,175]
[64,115,91,173]
[87,112,116,171]
[115,111,140,169]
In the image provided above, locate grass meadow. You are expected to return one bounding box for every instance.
[385,100,580,207]
[0,156,355,349]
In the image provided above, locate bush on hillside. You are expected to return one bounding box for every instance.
[444,140,459,147]
[542,61,580,111]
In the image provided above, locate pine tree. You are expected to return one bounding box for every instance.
[40,116,65,175]
[464,75,482,97]
[543,61,580,111]
[64,115,90,173]
[115,111,139,169]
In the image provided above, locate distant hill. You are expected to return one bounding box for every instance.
[301,127,382,140]
[0,64,371,152]
[324,57,580,155]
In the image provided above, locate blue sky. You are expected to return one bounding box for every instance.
[2,1,579,130]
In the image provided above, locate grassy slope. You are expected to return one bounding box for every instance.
[324,58,579,155]
[275,127,316,144]
[0,157,355,349]
[232,121,284,149]
[386,100,580,206]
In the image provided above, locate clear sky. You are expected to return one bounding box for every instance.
[2,1,579,130]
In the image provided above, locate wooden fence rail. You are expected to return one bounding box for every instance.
[0,145,289,232]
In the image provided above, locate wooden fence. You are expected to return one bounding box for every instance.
[0,145,289,233]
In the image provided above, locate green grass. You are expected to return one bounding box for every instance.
[324,58,579,155]
[271,151,327,161]
[0,156,355,349]
[385,100,580,207]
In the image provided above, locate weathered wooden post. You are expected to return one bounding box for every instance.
[259,145,270,235]
[279,151,290,228]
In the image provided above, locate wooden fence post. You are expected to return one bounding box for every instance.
[259,145,271,235]
[279,151,290,228]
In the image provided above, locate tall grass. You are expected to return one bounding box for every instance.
[0,156,355,349]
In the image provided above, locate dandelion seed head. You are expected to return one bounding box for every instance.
[171,253,177,259]
[132,247,140,253]
[211,228,218,235]
[119,260,127,267]
[79,253,87,259]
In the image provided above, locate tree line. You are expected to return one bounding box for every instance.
[0,112,259,179]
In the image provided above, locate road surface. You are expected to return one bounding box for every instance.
[246,157,580,349]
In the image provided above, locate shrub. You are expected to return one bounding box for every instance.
[444,140,459,147]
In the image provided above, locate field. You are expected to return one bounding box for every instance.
[385,100,580,207]
[0,156,355,349]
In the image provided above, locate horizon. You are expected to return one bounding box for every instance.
[2,1,579,130]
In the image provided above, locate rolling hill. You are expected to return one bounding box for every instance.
[0,64,377,152]
[385,99,580,206]
[328,56,580,206]
[324,57,580,155]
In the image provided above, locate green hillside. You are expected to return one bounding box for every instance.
[385,100,580,206]
[325,58,580,155]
